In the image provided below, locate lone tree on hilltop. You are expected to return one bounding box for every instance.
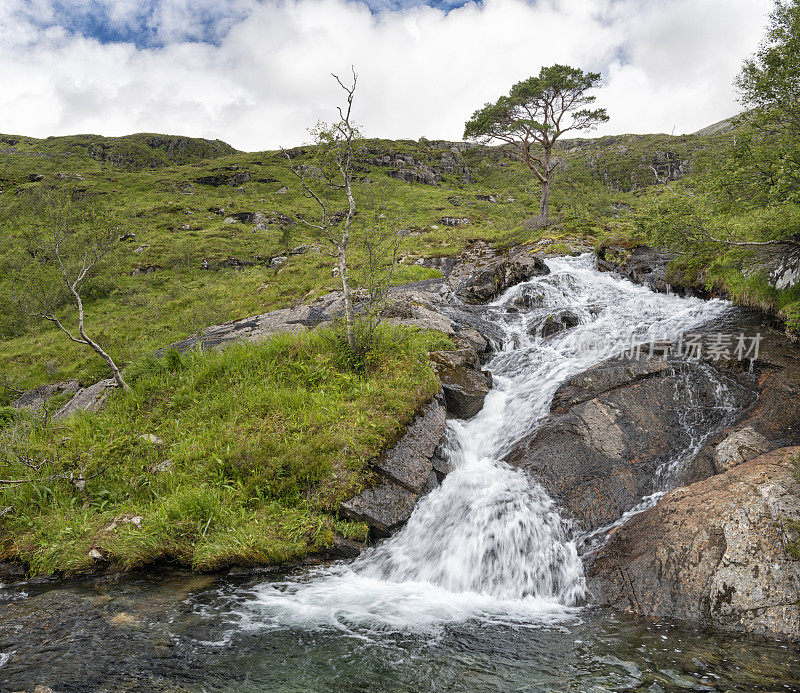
[8,188,130,391]
[464,65,609,224]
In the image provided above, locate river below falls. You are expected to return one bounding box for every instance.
[1,255,798,691]
[1,570,799,692]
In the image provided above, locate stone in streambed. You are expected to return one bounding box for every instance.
[430,348,492,420]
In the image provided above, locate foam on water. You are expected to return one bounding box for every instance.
[226,254,731,633]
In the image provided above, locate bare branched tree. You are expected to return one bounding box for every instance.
[10,189,130,391]
[284,68,362,352]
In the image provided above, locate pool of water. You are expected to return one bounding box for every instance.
[0,570,798,692]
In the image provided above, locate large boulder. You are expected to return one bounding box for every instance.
[430,348,492,419]
[53,378,117,419]
[449,242,550,304]
[54,379,117,419]
[596,244,674,294]
[712,426,772,473]
[586,447,800,642]
[340,397,447,537]
[382,292,454,336]
[504,356,757,531]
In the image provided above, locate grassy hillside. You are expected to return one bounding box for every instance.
[5,122,798,577]
[0,132,238,176]
[0,325,446,575]
[0,129,734,394]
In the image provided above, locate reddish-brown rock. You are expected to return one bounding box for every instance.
[586,447,800,642]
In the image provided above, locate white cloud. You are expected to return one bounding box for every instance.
[0,0,773,150]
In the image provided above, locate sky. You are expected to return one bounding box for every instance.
[0,0,773,151]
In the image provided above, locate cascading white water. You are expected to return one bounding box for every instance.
[232,255,732,633]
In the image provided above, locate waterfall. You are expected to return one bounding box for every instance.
[230,254,731,633]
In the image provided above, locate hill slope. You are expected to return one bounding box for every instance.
[0,127,734,392]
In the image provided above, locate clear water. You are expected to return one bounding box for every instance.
[0,570,798,692]
[2,255,798,691]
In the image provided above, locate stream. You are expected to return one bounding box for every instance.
[1,255,798,692]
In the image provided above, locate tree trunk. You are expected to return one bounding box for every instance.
[71,286,131,391]
[85,336,130,391]
[539,178,551,224]
[538,145,553,225]
[337,241,356,352]
[340,154,358,353]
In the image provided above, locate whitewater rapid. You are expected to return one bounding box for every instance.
[222,254,733,635]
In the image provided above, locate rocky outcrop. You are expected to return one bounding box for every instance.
[340,397,447,536]
[54,379,116,420]
[157,295,343,354]
[13,380,80,410]
[505,356,757,531]
[367,146,473,186]
[748,235,800,291]
[193,169,251,187]
[596,244,676,294]
[13,378,118,420]
[440,216,470,227]
[387,168,441,186]
[430,348,492,419]
[586,446,800,642]
[448,242,550,304]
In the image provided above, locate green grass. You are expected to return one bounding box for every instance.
[0,130,729,390]
[0,324,449,575]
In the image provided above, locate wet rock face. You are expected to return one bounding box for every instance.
[449,242,550,304]
[586,447,800,642]
[596,244,675,294]
[430,349,492,419]
[504,357,757,532]
[340,397,447,537]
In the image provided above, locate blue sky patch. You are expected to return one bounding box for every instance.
[18,0,477,48]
